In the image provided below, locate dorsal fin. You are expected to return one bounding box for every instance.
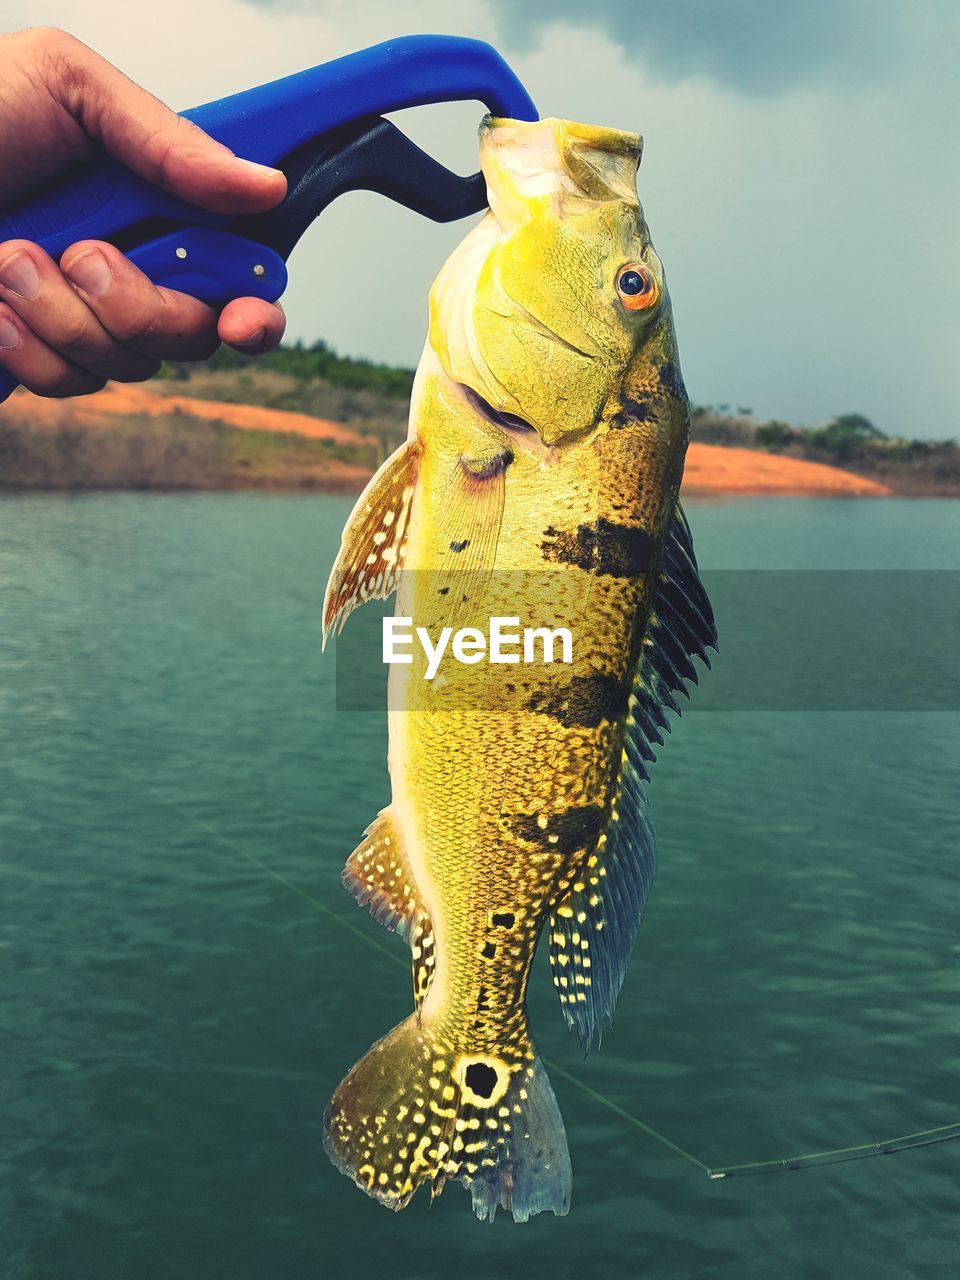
[549,502,717,1051]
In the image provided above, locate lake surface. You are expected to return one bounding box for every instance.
[2,493,958,1279]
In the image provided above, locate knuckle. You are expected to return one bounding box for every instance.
[36,28,90,102]
[33,25,77,66]
[51,313,94,357]
[32,26,76,49]
[110,309,159,348]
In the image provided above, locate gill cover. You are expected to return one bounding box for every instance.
[429,117,665,444]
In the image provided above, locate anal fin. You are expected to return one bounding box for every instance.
[342,808,435,1015]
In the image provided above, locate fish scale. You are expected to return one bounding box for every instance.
[322,115,716,1221]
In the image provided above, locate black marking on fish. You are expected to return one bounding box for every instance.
[450,539,471,553]
[541,519,658,576]
[491,911,515,928]
[437,586,450,595]
[526,671,629,728]
[510,805,605,855]
[658,361,686,401]
[461,449,513,480]
[481,941,497,959]
[614,396,656,426]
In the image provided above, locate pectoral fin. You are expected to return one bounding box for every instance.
[322,441,419,644]
[549,502,718,1051]
[416,450,509,635]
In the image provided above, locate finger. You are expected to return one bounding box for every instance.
[61,241,221,362]
[0,304,105,398]
[0,240,161,382]
[42,29,286,214]
[218,298,286,354]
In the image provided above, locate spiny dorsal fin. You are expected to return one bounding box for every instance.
[342,808,435,1017]
[549,502,717,1051]
[322,441,419,645]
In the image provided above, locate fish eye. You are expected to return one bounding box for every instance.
[616,262,659,312]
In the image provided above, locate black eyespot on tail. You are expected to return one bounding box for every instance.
[464,1062,499,1099]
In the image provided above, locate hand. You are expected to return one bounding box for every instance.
[0,27,288,398]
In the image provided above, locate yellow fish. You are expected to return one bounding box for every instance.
[322,116,716,1221]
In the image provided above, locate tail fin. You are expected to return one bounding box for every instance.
[324,1014,571,1222]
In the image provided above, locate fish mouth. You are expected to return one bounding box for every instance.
[459,384,538,437]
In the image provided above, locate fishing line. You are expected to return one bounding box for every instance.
[150,789,960,1181]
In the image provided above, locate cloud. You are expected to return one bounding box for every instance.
[475,0,911,96]
[233,0,935,97]
[3,0,957,436]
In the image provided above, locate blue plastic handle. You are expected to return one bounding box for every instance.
[126,230,288,309]
[0,35,537,407]
[0,35,537,260]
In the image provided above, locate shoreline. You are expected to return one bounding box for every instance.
[4,383,954,498]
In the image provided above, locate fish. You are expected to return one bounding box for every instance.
[321,115,716,1222]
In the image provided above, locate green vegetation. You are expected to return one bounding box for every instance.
[156,340,410,463]
[165,340,960,493]
[692,407,960,495]
[3,339,958,494]
[158,338,415,400]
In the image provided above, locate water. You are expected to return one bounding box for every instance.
[2,493,958,1279]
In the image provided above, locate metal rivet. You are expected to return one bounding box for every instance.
[252,264,265,277]
[175,247,187,260]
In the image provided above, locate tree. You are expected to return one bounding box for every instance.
[811,413,887,461]
[756,420,794,451]
[829,413,886,440]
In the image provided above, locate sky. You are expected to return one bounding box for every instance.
[1,0,957,436]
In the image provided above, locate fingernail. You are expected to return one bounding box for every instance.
[0,315,20,349]
[64,248,112,298]
[234,327,266,350]
[0,253,40,300]
[236,158,284,179]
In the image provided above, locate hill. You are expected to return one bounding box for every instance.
[691,407,960,496]
[2,338,954,494]
[0,384,373,492]
[0,378,887,497]
[159,342,957,494]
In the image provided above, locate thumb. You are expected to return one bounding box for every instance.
[51,31,286,214]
